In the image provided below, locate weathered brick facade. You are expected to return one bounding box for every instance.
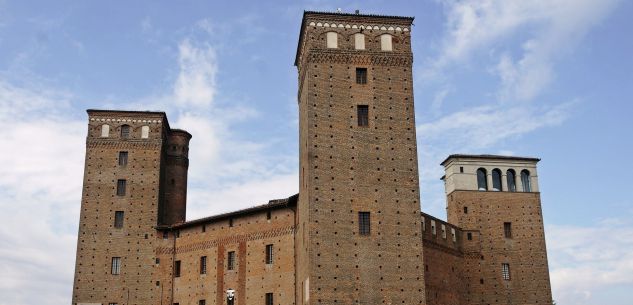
[72,11,552,305]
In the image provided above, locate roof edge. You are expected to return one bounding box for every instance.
[441,154,541,166]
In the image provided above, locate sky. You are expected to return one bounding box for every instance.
[0,0,631,304]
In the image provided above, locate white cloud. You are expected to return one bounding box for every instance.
[433,0,621,101]
[174,39,218,108]
[547,216,633,304]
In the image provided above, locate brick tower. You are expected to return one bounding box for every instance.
[295,11,426,305]
[442,155,553,305]
[72,110,190,305]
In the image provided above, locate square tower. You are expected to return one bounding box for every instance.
[72,110,190,305]
[442,154,552,305]
[295,11,426,305]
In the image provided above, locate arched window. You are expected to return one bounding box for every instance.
[354,33,365,50]
[101,124,110,137]
[120,125,130,139]
[326,32,338,48]
[141,126,150,139]
[506,169,517,192]
[477,168,488,191]
[492,169,502,191]
[380,34,393,51]
[521,170,531,192]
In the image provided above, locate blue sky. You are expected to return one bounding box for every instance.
[0,1,631,304]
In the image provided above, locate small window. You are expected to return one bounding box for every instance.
[200,256,207,274]
[199,300,206,305]
[114,211,124,228]
[116,179,126,196]
[101,124,110,137]
[467,232,472,240]
[156,258,160,264]
[357,105,369,127]
[492,169,502,191]
[354,33,365,50]
[502,263,511,280]
[227,251,236,270]
[109,303,118,305]
[202,225,206,233]
[504,222,512,238]
[174,260,181,277]
[266,210,272,220]
[141,125,150,139]
[421,217,425,231]
[118,151,128,166]
[451,228,456,242]
[356,68,367,84]
[463,206,468,214]
[521,170,531,192]
[265,293,273,305]
[111,257,121,275]
[441,224,446,239]
[477,168,488,191]
[120,125,130,139]
[358,212,370,235]
[380,34,393,51]
[265,244,274,264]
[431,220,436,235]
[326,32,338,48]
[460,166,464,173]
[229,218,234,227]
[507,169,517,192]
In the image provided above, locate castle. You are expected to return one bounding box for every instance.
[72,11,553,305]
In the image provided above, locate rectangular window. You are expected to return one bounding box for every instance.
[356,68,367,84]
[267,210,272,220]
[114,211,124,228]
[111,257,121,275]
[441,224,447,239]
[118,151,128,166]
[229,218,234,227]
[431,220,436,235]
[357,105,369,127]
[502,263,511,280]
[265,244,274,264]
[227,251,235,270]
[266,293,273,305]
[199,300,206,305]
[451,228,456,242]
[109,303,118,305]
[421,217,426,232]
[504,222,512,238]
[467,232,472,240]
[463,206,468,214]
[116,179,126,196]
[200,256,207,274]
[156,258,160,264]
[358,212,371,235]
[174,260,181,277]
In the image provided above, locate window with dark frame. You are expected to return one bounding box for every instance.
[357,105,369,127]
[199,300,206,305]
[229,218,234,227]
[227,251,236,270]
[200,256,207,274]
[116,179,126,196]
[502,263,511,280]
[174,260,181,277]
[467,232,472,240]
[114,211,124,228]
[358,212,371,235]
[111,257,121,275]
[118,151,128,166]
[267,210,271,220]
[265,292,273,305]
[504,222,512,238]
[356,68,367,84]
[266,244,274,264]
[120,125,130,139]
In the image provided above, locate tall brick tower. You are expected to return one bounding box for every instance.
[72,110,190,305]
[442,155,553,305]
[295,11,426,305]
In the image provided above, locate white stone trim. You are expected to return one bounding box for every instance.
[308,20,408,33]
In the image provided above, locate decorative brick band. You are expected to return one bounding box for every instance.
[156,225,296,255]
[87,140,162,150]
[307,51,412,66]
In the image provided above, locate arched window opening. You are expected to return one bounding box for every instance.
[120,125,130,139]
[101,124,110,137]
[380,34,393,51]
[141,126,150,139]
[326,32,338,48]
[477,168,488,191]
[506,169,517,192]
[492,169,502,191]
[354,33,365,50]
[521,170,531,192]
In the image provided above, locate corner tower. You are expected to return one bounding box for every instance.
[72,110,190,305]
[442,154,552,305]
[295,11,426,305]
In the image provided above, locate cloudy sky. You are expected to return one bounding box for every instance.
[0,1,631,304]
